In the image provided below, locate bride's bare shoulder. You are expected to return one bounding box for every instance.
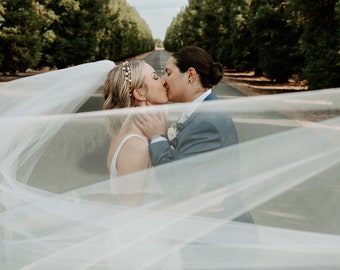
[107,134,149,170]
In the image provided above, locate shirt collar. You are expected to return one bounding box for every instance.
[178,89,212,123]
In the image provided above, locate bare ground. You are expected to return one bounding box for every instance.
[222,70,308,96]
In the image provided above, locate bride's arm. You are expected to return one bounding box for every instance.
[115,137,150,206]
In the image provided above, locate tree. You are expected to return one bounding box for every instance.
[0,0,154,73]
[226,0,252,70]
[164,0,227,60]
[0,0,47,73]
[154,38,163,48]
[293,0,340,89]
[249,1,301,82]
[41,0,110,68]
[164,10,185,51]
[97,0,153,61]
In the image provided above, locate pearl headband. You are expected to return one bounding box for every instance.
[122,61,132,95]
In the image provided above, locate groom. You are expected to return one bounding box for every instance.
[137,46,254,224]
[137,46,238,164]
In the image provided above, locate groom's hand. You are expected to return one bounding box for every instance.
[135,112,167,140]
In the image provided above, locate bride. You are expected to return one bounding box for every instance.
[1,59,340,269]
[102,60,168,206]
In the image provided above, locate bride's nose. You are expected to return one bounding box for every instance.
[161,77,167,87]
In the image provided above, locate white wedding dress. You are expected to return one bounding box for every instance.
[109,134,183,269]
[1,60,340,270]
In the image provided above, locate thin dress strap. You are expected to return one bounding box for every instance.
[110,134,148,178]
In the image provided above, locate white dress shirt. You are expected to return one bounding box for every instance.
[151,89,212,144]
[177,89,211,124]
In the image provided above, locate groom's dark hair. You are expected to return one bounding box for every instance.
[172,46,223,88]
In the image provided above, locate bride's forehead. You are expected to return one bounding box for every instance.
[143,63,154,73]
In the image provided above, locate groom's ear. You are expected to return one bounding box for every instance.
[187,67,197,83]
[132,88,146,101]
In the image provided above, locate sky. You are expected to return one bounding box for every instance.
[126,0,188,40]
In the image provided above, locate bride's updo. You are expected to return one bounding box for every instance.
[172,46,224,88]
[103,60,145,110]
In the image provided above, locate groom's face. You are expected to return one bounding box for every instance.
[164,57,188,102]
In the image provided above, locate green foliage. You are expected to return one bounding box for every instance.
[0,0,45,73]
[164,10,185,52]
[164,0,340,89]
[294,0,340,89]
[0,0,154,72]
[250,2,301,82]
[154,38,163,48]
[225,0,252,70]
[2,0,340,89]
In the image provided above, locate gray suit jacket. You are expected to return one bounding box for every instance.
[149,91,254,224]
[149,91,238,165]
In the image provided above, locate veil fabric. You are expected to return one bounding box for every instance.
[1,60,340,270]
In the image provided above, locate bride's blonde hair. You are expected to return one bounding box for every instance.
[103,60,146,134]
[103,60,145,110]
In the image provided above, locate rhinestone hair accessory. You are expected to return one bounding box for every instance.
[122,61,132,96]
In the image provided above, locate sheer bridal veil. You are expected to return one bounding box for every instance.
[1,60,340,270]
